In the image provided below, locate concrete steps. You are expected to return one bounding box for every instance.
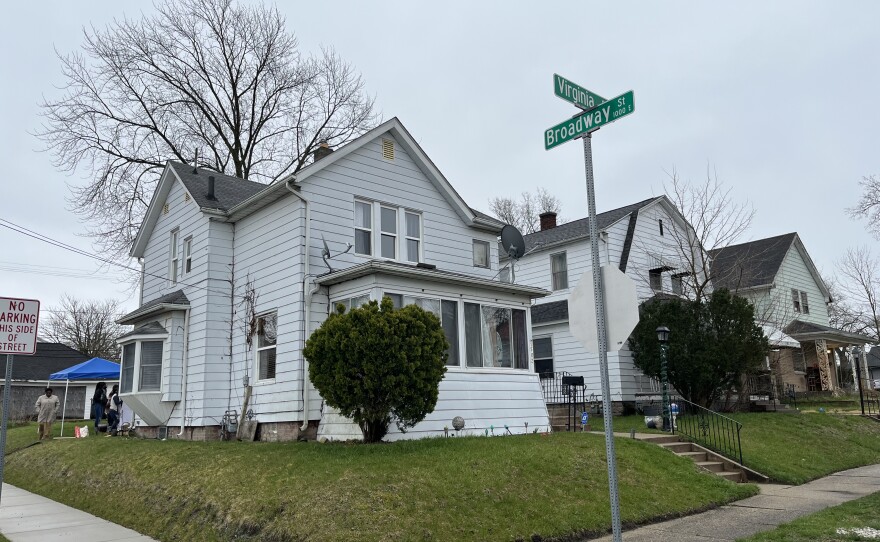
[636,434,768,483]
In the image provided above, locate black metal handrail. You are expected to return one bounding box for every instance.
[672,396,744,466]
[538,371,573,405]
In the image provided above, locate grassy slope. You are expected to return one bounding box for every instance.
[4,426,754,542]
[729,413,880,484]
[737,491,880,542]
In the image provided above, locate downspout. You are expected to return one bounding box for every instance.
[284,180,316,433]
[176,306,191,437]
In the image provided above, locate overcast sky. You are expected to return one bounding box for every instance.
[1,1,878,320]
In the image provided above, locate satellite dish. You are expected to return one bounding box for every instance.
[501,225,525,259]
[500,225,526,283]
[321,235,331,258]
[319,236,353,275]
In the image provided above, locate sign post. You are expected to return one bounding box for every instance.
[0,296,40,505]
[545,75,635,542]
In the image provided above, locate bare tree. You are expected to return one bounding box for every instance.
[36,0,378,263]
[663,167,755,302]
[835,246,880,343]
[848,175,880,239]
[44,296,128,361]
[489,187,563,233]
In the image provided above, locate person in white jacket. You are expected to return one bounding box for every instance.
[35,388,60,440]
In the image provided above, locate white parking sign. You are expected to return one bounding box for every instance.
[0,297,40,355]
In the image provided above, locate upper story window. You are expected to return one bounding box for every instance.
[405,212,421,263]
[354,201,372,255]
[649,269,663,292]
[473,240,490,268]
[380,206,397,259]
[659,219,664,236]
[671,272,689,296]
[792,289,801,313]
[354,198,422,264]
[793,290,810,315]
[169,229,179,283]
[256,312,278,381]
[550,252,568,290]
[499,267,510,283]
[183,237,193,275]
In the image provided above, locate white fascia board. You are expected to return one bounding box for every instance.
[131,164,177,258]
[116,333,168,345]
[116,303,190,326]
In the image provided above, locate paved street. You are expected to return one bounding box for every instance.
[0,484,156,541]
[593,463,880,541]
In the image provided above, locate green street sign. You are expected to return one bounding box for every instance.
[544,90,635,150]
[554,74,606,110]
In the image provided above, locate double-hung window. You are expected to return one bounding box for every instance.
[650,269,663,292]
[169,230,179,283]
[256,312,277,380]
[464,303,528,369]
[405,212,421,262]
[800,291,810,315]
[183,237,193,274]
[380,206,397,259]
[551,252,568,290]
[354,201,373,255]
[138,341,163,391]
[533,337,553,375]
[792,289,801,313]
[473,240,490,268]
[121,343,136,393]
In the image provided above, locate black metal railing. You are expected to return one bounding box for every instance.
[784,383,797,410]
[865,393,880,418]
[672,396,744,466]
[538,371,573,405]
[747,373,777,411]
[539,371,590,431]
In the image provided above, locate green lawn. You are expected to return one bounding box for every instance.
[3,424,755,542]
[737,491,880,541]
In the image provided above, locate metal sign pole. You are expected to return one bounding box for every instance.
[0,354,14,504]
[582,133,622,542]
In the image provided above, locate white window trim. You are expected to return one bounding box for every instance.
[404,211,423,264]
[119,335,168,394]
[379,205,398,260]
[254,311,278,383]
[183,236,193,275]
[550,251,568,291]
[169,229,179,284]
[353,198,424,265]
[462,301,530,371]
[473,239,491,269]
[354,199,373,256]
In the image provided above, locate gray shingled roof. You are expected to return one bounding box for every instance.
[784,320,873,343]
[0,342,90,381]
[531,300,568,324]
[505,197,660,258]
[169,161,267,211]
[118,290,190,324]
[709,233,797,290]
[118,321,167,340]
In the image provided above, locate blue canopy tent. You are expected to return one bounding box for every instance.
[49,357,120,437]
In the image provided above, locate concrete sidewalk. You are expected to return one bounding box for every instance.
[0,484,156,541]
[594,463,880,541]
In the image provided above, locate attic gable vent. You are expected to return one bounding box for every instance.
[184,192,191,202]
[381,138,394,161]
[163,203,170,215]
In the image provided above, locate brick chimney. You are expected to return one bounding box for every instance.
[539,211,557,231]
[313,141,333,162]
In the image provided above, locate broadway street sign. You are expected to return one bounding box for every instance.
[554,73,606,110]
[544,90,635,150]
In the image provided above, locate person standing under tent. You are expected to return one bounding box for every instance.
[35,388,60,440]
[92,382,107,432]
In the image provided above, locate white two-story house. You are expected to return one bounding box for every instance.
[507,196,705,406]
[116,118,551,441]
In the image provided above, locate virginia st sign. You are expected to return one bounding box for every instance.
[554,73,606,110]
[544,90,635,150]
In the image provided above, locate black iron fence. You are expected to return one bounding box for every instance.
[865,393,880,418]
[539,371,577,405]
[672,396,744,466]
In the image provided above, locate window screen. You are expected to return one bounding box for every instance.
[139,341,163,391]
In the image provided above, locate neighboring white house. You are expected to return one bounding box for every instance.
[116,118,551,441]
[508,196,705,404]
[710,233,873,394]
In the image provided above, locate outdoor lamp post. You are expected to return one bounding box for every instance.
[657,326,671,432]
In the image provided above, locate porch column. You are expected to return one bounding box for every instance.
[815,339,835,395]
